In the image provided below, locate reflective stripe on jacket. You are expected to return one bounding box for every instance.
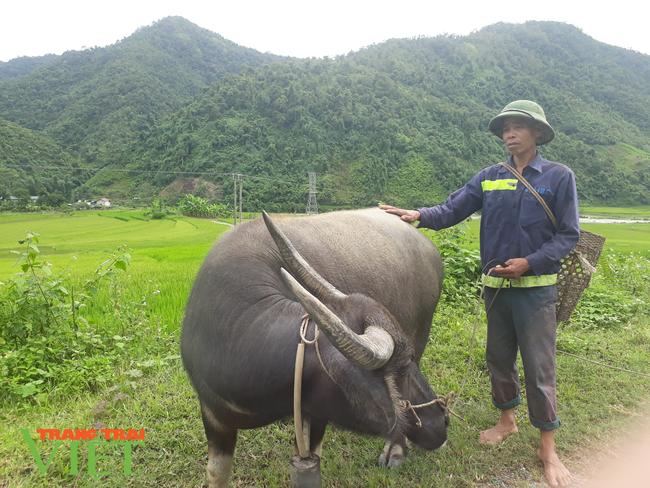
[417,153,580,281]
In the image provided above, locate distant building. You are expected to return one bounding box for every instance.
[86,198,110,207]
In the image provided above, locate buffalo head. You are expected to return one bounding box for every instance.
[263,211,449,451]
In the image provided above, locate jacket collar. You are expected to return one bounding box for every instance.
[499,152,545,174]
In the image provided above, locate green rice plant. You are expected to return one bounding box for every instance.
[580,206,650,218]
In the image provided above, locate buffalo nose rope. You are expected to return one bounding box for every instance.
[403,392,465,426]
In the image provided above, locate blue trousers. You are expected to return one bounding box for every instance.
[483,284,560,431]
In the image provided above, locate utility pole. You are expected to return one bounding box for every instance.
[306,172,318,215]
[232,174,244,225]
[238,174,243,224]
[233,174,237,225]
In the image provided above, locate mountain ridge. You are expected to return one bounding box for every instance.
[0,16,287,163]
[2,19,649,209]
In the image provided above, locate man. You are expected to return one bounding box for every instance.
[381,100,579,488]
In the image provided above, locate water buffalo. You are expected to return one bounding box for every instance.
[181,208,447,487]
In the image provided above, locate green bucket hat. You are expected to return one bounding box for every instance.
[489,100,555,145]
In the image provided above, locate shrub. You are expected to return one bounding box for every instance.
[0,232,135,400]
[571,249,650,328]
[177,194,231,218]
[424,222,482,309]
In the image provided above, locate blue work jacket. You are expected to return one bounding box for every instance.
[417,153,580,277]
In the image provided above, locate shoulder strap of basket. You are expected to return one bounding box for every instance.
[498,162,557,229]
[497,164,597,276]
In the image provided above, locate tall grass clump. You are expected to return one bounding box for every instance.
[176,194,231,218]
[571,248,650,328]
[0,231,177,403]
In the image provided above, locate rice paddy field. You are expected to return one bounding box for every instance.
[1,207,649,487]
[455,216,650,254]
[580,206,650,219]
[0,210,232,333]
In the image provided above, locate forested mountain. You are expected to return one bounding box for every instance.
[0,16,286,164]
[2,19,650,209]
[0,54,59,81]
[0,118,85,202]
[120,21,650,209]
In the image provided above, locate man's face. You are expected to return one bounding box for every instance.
[501,117,542,156]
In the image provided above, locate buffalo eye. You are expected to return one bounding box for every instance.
[398,363,411,377]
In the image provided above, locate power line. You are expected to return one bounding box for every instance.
[3,164,264,180]
[2,163,444,205]
[2,163,320,188]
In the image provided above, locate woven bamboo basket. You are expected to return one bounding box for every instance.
[556,229,606,323]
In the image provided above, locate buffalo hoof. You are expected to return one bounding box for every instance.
[377,452,387,467]
[377,453,404,469]
[377,440,405,469]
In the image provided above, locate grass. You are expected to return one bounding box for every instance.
[580,206,650,219]
[1,208,650,487]
[0,210,231,333]
[2,307,648,487]
[595,143,650,171]
[581,223,650,254]
[458,215,650,254]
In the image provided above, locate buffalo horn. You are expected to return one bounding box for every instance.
[281,268,394,370]
[263,211,346,301]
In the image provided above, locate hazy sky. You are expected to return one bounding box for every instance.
[1,0,648,62]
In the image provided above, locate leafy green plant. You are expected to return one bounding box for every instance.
[0,231,134,400]
[424,223,482,308]
[177,194,231,218]
[571,249,649,328]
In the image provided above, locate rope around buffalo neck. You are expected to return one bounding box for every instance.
[404,266,506,426]
[299,314,336,383]
[299,314,465,431]
[293,314,335,459]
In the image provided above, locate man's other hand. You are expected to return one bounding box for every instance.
[379,205,421,223]
[491,258,531,280]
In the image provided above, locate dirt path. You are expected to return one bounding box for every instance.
[572,412,650,488]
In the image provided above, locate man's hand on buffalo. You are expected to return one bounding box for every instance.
[490,258,531,280]
[379,205,421,223]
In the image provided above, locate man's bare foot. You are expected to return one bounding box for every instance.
[537,430,573,487]
[479,408,518,444]
[479,421,518,443]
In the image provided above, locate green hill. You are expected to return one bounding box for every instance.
[0,118,84,202]
[0,17,286,165]
[0,54,59,81]
[2,20,650,209]
[119,21,650,209]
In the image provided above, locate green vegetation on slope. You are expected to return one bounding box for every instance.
[0,118,85,202]
[3,20,650,209]
[0,17,286,164]
[0,53,58,81]
[120,21,650,209]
